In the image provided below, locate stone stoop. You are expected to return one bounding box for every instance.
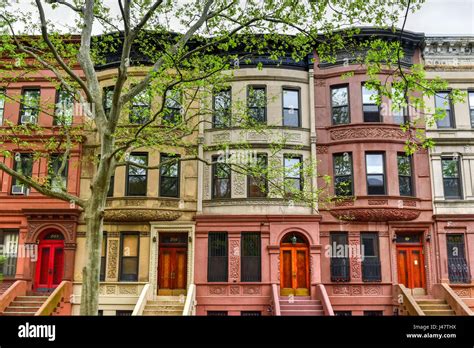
[142,296,185,316]
[415,297,456,316]
[1,295,49,316]
[279,296,324,316]
[0,280,15,296]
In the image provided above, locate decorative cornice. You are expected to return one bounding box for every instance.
[103,209,182,222]
[329,208,421,222]
[330,126,407,141]
[424,37,474,68]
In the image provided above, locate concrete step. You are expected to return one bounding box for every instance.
[144,305,184,311]
[4,306,40,313]
[279,299,321,305]
[155,296,183,301]
[416,299,446,304]
[1,312,37,316]
[15,296,48,301]
[9,301,44,307]
[280,310,324,316]
[418,304,451,310]
[146,301,184,306]
[279,296,311,300]
[143,310,183,316]
[423,310,456,316]
[280,304,323,311]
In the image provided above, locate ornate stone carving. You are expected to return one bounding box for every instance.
[125,199,146,206]
[334,199,355,207]
[203,165,211,200]
[104,209,182,222]
[403,200,417,207]
[160,200,180,208]
[247,132,267,141]
[283,132,301,142]
[314,79,326,87]
[351,286,362,295]
[118,285,138,295]
[106,240,118,280]
[208,286,226,295]
[212,132,230,143]
[229,240,240,281]
[316,145,328,154]
[368,200,388,206]
[330,127,406,141]
[349,239,361,280]
[332,285,350,295]
[232,174,246,197]
[230,286,240,295]
[364,285,382,295]
[106,285,116,295]
[329,208,421,222]
[243,286,261,295]
[453,288,471,297]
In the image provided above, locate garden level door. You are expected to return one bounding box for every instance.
[280,246,309,296]
[158,233,187,296]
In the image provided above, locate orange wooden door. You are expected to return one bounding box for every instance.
[158,247,187,294]
[280,246,309,296]
[396,246,425,289]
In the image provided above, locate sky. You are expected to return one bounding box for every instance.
[8,0,474,36]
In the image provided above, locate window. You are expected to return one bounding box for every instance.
[330,232,350,282]
[163,90,181,124]
[331,85,350,125]
[208,232,228,282]
[392,88,409,125]
[19,89,40,124]
[247,86,266,123]
[334,311,352,316]
[159,154,180,197]
[284,155,303,195]
[364,311,383,316]
[447,234,470,283]
[0,89,5,125]
[435,92,454,128]
[126,153,148,196]
[12,153,33,192]
[207,311,228,316]
[116,310,133,316]
[362,85,381,122]
[241,311,261,316]
[248,154,267,198]
[119,233,139,281]
[103,86,114,116]
[366,153,386,195]
[241,233,261,282]
[212,155,231,199]
[0,229,19,277]
[107,174,114,197]
[333,153,353,196]
[130,89,150,124]
[361,233,381,282]
[49,154,68,192]
[54,89,74,125]
[213,88,231,128]
[100,232,107,281]
[469,91,474,128]
[282,88,300,127]
[442,157,462,199]
[397,154,413,196]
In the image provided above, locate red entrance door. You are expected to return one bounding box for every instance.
[35,235,65,290]
[396,246,426,289]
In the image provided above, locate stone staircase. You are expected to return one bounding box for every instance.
[279,296,324,316]
[1,291,50,316]
[414,296,456,316]
[0,280,14,296]
[142,296,185,316]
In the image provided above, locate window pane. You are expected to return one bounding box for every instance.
[208,232,228,282]
[214,89,231,128]
[330,233,350,281]
[130,89,150,124]
[283,90,299,127]
[447,234,470,283]
[122,234,138,257]
[55,89,74,125]
[241,233,261,282]
[103,87,114,115]
[248,87,266,123]
[334,153,353,196]
[442,159,459,178]
[163,90,181,123]
[362,86,377,104]
[284,157,301,178]
[332,87,348,107]
[121,258,138,280]
[366,154,384,174]
[248,154,267,198]
[283,109,299,127]
[334,154,352,175]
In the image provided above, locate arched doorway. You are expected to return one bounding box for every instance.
[280,232,309,296]
[34,230,65,291]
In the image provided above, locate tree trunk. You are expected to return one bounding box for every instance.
[80,197,105,315]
